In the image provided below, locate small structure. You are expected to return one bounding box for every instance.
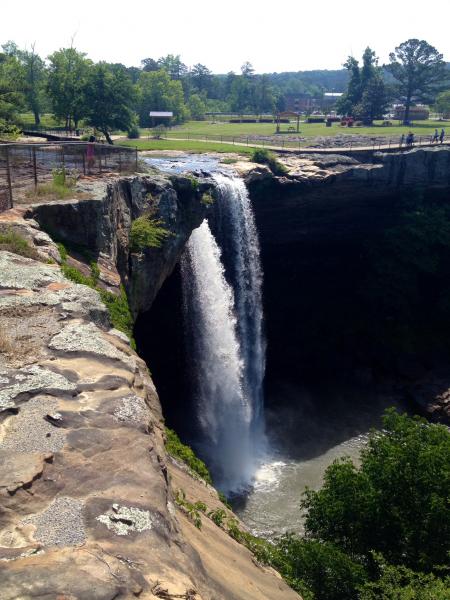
[149,111,173,127]
[275,111,301,134]
[393,105,429,121]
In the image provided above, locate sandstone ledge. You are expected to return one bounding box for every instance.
[0,196,300,599]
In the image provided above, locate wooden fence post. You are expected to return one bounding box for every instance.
[32,147,38,189]
[5,147,13,208]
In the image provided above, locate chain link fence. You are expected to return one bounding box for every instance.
[0,142,138,212]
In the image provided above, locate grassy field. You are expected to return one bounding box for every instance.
[162,119,450,141]
[18,112,62,128]
[118,138,252,154]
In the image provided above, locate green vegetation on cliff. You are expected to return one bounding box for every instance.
[165,427,212,484]
[58,243,134,342]
[130,214,171,252]
[0,229,40,260]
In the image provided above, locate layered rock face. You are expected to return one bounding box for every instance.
[245,147,450,422]
[0,185,300,599]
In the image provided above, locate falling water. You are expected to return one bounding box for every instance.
[181,174,266,493]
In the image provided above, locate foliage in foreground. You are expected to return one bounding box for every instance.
[251,148,288,175]
[165,427,212,484]
[301,409,449,574]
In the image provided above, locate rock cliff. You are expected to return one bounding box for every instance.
[0,177,300,600]
[244,146,450,422]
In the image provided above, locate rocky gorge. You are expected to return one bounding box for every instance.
[1,145,450,599]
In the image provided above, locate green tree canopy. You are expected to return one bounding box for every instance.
[301,409,450,573]
[138,69,188,125]
[337,48,388,122]
[47,47,91,129]
[84,62,136,144]
[0,46,25,123]
[435,89,450,116]
[387,39,448,124]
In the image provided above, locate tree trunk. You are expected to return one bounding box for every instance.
[103,129,113,145]
[33,109,40,126]
[403,92,412,125]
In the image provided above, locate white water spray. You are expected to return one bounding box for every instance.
[181,174,266,493]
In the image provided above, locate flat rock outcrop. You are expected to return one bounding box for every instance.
[0,197,300,599]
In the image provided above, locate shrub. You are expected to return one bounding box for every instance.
[99,287,134,341]
[359,559,450,600]
[61,264,94,287]
[57,242,68,262]
[301,409,450,573]
[208,508,227,527]
[127,124,140,139]
[90,261,100,285]
[251,148,288,176]
[0,229,40,260]
[0,119,20,140]
[274,536,367,600]
[130,215,171,252]
[201,192,214,206]
[165,427,212,484]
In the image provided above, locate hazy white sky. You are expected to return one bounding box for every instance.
[2,0,450,73]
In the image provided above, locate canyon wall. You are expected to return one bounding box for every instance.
[0,175,300,600]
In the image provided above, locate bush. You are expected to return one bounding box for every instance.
[165,427,212,484]
[127,124,140,139]
[274,537,367,600]
[301,409,450,573]
[359,560,450,600]
[130,215,171,252]
[99,287,134,341]
[251,148,288,176]
[0,229,40,260]
[0,119,20,140]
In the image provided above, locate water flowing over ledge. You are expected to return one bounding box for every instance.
[181,173,267,493]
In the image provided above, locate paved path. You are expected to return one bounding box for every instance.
[165,136,450,155]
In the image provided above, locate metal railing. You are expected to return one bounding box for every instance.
[159,130,449,152]
[0,142,138,211]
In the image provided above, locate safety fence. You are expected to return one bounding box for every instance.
[160,131,448,152]
[0,142,138,211]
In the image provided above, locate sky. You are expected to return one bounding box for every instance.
[2,0,450,73]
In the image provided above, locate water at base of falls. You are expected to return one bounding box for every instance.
[181,173,266,494]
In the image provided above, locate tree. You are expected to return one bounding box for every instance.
[47,47,91,130]
[19,45,47,125]
[241,61,255,78]
[301,409,450,573]
[83,63,136,144]
[187,93,206,120]
[157,54,187,80]
[355,73,389,123]
[435,89,450,117]
[0,50,24,124]
[137,69,188,126]
[191,63,212,95]
[141,58,159,72]
[336,48,387,122]
[387,39,448,124]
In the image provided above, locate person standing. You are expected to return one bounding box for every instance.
[440,128,445,144]
[432,128,439,143]
[86,135,96,174]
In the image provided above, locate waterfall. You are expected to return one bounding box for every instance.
[181,174,266,493]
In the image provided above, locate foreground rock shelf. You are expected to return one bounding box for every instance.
[0,189,299,599]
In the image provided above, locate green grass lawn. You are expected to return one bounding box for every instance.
[117,138,252,154]
[160,119,450,141]
[18,112,62,128]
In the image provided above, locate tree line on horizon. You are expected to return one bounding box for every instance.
[0,38,449,142]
